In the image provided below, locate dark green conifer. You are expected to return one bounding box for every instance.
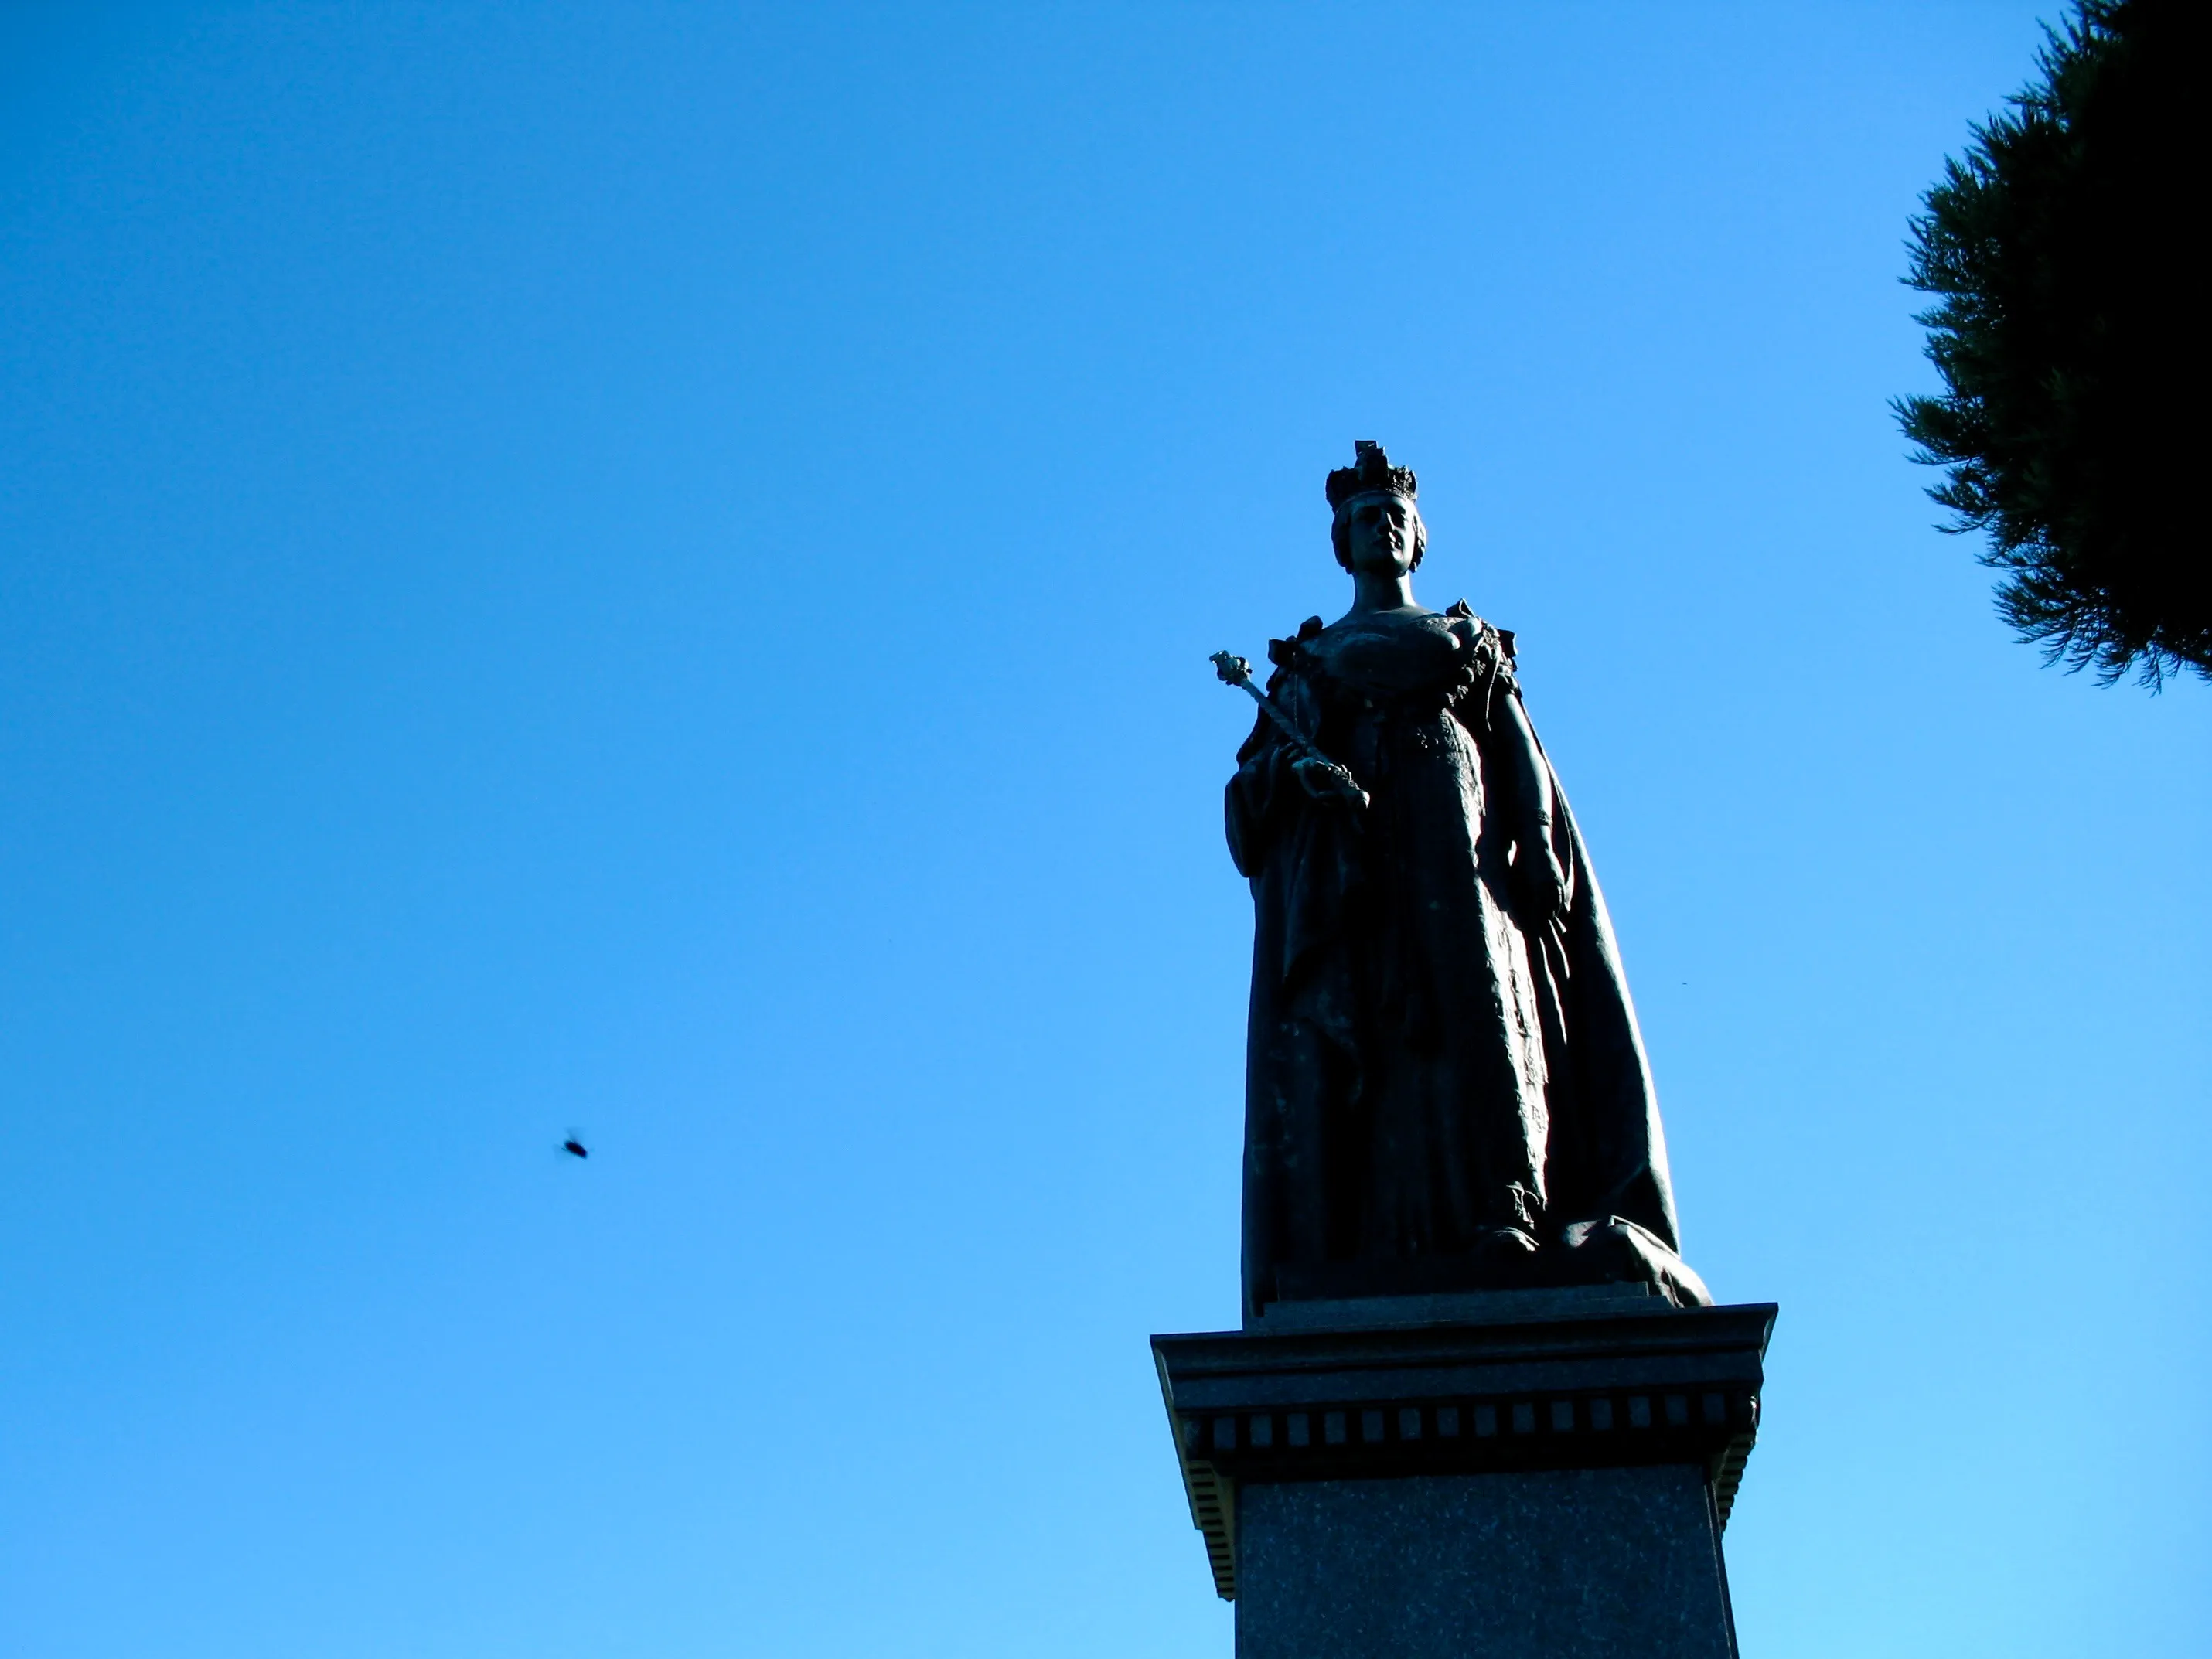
[1899,0,2207,686]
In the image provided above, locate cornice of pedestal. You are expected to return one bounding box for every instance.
[1150,1296,1778,1602]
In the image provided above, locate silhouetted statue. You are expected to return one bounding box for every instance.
[1224,443,1709,1323]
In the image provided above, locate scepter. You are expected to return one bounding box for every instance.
[1210,650,1370,809]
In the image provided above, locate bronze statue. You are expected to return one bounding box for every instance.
[1222,442,1709,1323]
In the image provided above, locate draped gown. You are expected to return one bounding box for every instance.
[1227,603,1706,1323]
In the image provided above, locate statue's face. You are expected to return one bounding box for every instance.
[1341,492,1420,577]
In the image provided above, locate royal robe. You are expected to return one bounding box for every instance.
[1228,605,1706,1323]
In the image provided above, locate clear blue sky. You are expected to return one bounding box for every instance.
[2,5,2204,1656]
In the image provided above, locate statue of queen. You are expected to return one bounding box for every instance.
[1226,441,1709,1323]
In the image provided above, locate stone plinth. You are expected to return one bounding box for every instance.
[1152,1286,1777,1659]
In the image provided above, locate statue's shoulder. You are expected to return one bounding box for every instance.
[1437,601,1522,716]
[1265,615,1328,670]
[1443,599,1518,667]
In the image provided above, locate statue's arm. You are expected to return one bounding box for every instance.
[1494,688,1571,917]
[1225,667,1312,878]
[1226,710,1287,878]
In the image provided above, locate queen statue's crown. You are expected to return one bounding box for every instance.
[1325,439,1419,513]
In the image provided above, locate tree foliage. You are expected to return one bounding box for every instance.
[1899,0,2208,686]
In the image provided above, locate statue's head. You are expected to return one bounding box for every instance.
[1327,440,1426,575]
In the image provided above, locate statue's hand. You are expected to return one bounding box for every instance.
[1518,843,1570,920]
[1292,756,1366,808]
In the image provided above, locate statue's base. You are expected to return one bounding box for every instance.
[1151,1286,1777,1659]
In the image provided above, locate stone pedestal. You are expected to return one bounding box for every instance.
[1152,1286,1776,1659]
